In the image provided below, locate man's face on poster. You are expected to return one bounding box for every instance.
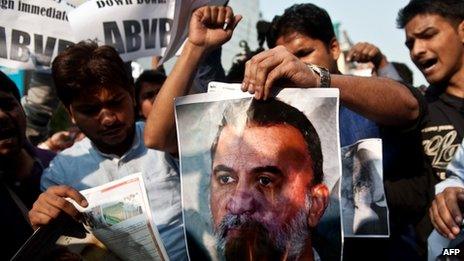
[210,123,328,259]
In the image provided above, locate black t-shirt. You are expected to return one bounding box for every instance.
[421,92,464,180]
[382,88,464,220]
[378,88,464,259]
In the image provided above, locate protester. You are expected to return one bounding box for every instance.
[361,0,464,257]
[27,41,187,260]
[144,5,242,153]
[242,4,418,125]
[0,71,55,260]
[397,0,464,180]
[134,69,166,120]
[395,0,464,241]
[143,3,425,260]
[145,2,418,150]
[240,3,432,260]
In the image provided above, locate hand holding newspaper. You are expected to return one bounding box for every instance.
[11,173,168,261]
[63,173,168,261]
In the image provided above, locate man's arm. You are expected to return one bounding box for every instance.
[241,46,419,126]
[144,6,241,153]
[430,142,464,239]
[330,74,418,125]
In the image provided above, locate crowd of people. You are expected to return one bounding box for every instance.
[1,0,464,260]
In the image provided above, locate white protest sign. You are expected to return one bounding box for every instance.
[68,0,176,62]
[0,0,76,69]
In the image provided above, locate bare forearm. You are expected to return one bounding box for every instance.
[332,75,419,126]
[144,42,206,152]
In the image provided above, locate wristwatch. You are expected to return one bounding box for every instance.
[306,64,331,88]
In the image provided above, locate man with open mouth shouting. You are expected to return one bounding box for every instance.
[395,0,464,256]
[398,0,464,180]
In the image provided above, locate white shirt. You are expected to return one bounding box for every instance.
[41,122,187,260]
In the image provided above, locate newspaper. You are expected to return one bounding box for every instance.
[68,173,168,261]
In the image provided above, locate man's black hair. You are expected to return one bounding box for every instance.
[52,40,134,108]
[135,69,166,87]
[397,0,464,28]
[0,71,20,101]
[134,69,166,119]
[134,69,166,98]
[211,98,324,185]
[267,3,335,48]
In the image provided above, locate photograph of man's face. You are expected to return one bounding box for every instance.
[174,87,341,261]
[208,99,329,260]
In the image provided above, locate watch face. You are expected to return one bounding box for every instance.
[306,64,330,87]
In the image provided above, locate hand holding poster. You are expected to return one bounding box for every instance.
[0,0,75,69]
[175,83,342,260]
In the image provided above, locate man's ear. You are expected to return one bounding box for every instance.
[308,183,329,227]
[329,37,341,61]
[458,20,464,43]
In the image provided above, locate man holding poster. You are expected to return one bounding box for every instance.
[143,4,344,259]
